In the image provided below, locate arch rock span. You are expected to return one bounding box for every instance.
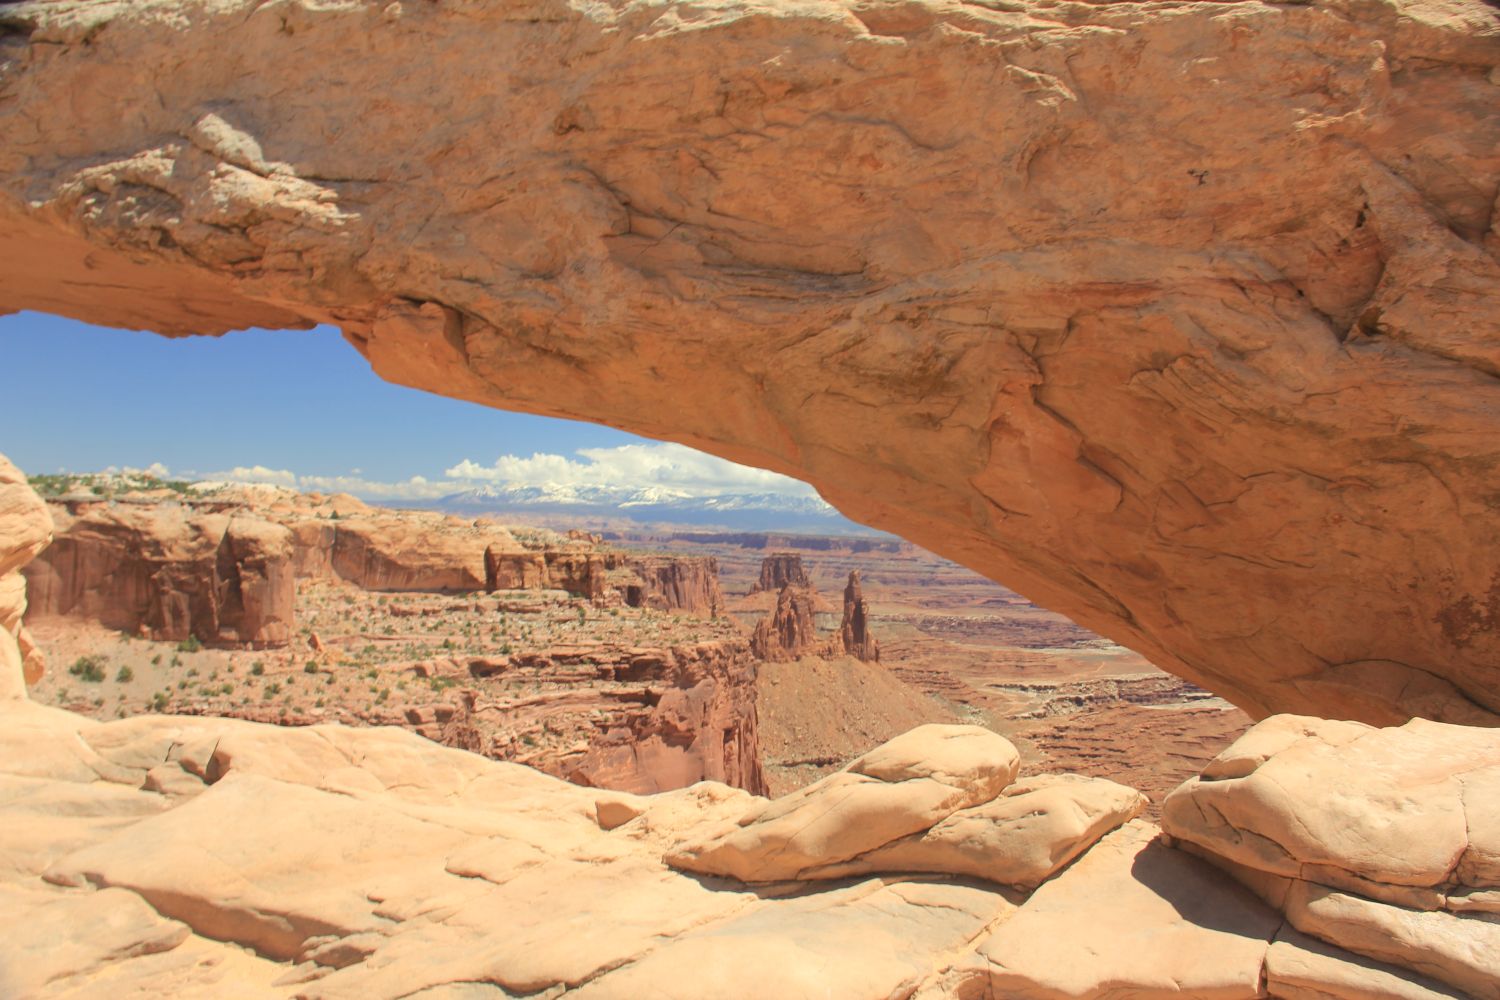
[2,0,1499,724]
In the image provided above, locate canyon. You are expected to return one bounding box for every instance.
[22,482,759,795]
[20,472,1239,809]
[1,0,1499,993]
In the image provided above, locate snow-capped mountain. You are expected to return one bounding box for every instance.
[423,483,865,532]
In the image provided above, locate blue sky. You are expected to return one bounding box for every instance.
[0,312,816,500]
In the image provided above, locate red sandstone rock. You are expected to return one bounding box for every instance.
[750,584,820,662]
[554,641,766,795]
[617,555,724,617]
[750,554,811,595]
[833,570,879,663]
[23,504,294,648]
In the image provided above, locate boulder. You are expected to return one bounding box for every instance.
[665,724,1022,881]
[802,773,1146,889]
[1162,715,1500,997]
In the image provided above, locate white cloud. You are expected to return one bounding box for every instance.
[296,473,450,500]
[150,442,814,503]
[445,443,815,497]
[192,465,300,489]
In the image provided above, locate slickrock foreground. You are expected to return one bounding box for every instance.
[2,498,1490,998]
[3,703,1493,998]
[3,0,1500,725]
[1163,715,1500,998]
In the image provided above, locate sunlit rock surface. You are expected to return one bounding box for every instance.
[4,706,1493,997]
[1,0,1498,723]
[1163,714,1500,998]
[24,501,296,649]
[0,455,51,694]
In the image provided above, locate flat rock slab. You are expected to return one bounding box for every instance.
[43,771,479,961]
[571,878,1012,1000]
[981,820,1280,999]
[1265,925,1468,1000]
[0,884,190,996]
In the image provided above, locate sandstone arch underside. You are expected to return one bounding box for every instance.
[2,0,1499,725]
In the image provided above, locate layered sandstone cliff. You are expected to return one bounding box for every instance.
[750,553,812,595]
[2,0,1497,724]
[23,502,295,649]
[485,545,724,615]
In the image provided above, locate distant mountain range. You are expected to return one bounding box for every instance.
[421,483,871,533]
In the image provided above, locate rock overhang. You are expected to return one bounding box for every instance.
[1,0,1498,724]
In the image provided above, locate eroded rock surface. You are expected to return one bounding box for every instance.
[2,0,1498,724]
[749,581,821,661]
[1162,714,1500,997]
[5,702,1482,999]
[750,553,811,595]
[833,569,880,662]
[23,501,295,649]
[0,455,51,694]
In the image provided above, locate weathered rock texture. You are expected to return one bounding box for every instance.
[668,725,1148,888]
[752,571,881,662]
[4,705,1482,998]
[750,553,811,595]
[1162,714,1500,998]
[2,0,1498,725]
[834,569,880,662]
[750,582,820,661]
[0,455,51,695]
[616,554,725,616]
[24,502,295,649]
[413,639,766,795]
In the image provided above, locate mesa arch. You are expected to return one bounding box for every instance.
[2,0,1498,725]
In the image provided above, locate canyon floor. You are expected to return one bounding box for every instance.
[28,510,1250,814]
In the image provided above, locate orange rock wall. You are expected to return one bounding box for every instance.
[24,504,295,649]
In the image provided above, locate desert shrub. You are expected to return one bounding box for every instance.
[250,663,265,677]
[177,635,202,654]
[115,665,134,683]
[68,655,107,683]
[304,661,319,674]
